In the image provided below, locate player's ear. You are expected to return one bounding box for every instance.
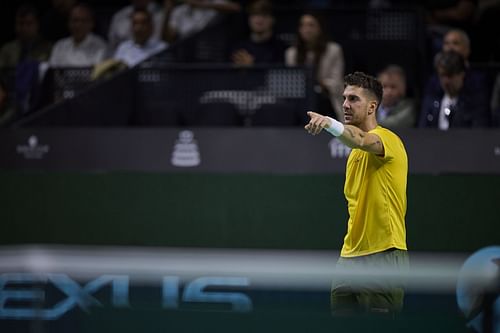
[368,100,377,115]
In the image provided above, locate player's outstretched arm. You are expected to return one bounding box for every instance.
[305,111,384,155]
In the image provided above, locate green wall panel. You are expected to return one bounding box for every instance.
[1,172,498,251]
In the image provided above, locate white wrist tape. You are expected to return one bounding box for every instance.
[325,117,344,137]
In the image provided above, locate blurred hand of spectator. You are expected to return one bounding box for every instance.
[167,0,240,41]
[232,49,255,65]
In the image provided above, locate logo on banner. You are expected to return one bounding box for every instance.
[171,130,200,167]
[0,274,252,320]
[329,138,351,159]
[16,135,50,159]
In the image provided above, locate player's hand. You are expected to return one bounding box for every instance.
[305,111,332,135]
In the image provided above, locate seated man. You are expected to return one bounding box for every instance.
[376,65,416,128]
[93,8,167,79]
[114,8,167,67]
[0,5,52,114]
[230,0,286,66]
[107,0,163,53]
[49,3,107,67]
[419,50,490,129]
[0,4,52,68]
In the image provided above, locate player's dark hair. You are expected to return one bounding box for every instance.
[344,71,383,106]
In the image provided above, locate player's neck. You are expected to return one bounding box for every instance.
[359,118,378,132]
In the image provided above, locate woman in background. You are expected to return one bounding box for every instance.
[285,12,345,121]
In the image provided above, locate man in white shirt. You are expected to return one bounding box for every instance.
[107,0,163,52]
[113,8,167,67]
[49,4,107,67]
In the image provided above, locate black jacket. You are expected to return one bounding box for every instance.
[419,69,491,128]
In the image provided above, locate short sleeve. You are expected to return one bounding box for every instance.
[369,127,397,163]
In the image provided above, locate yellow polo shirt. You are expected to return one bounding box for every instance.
[340,126,408,257]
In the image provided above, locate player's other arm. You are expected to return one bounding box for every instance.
[305,111,384,155]
[339,125,384,155]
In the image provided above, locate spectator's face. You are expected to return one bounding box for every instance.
[379,73,405,108]
[437,68,465,97]
[443,32,470,60]
[132,12,153,45]
[299,15,321,43]
[69,7,94,42]
[16,14,39,41]
[249,13,273,34]
[132,0,151,9]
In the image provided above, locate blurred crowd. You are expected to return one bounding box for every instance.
[1,0,499,128]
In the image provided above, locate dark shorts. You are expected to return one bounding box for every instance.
[330,249,410,315]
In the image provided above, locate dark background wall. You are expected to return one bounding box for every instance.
[2,172,498,252]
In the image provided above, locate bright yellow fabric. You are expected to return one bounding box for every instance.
[340,126,408,257]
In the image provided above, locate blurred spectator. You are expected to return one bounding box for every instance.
[49,3,107,67]
[419,50,490,129]
[440,28,490,110]
[229,0,286,66]
[285,12,344,121]
[0,78,16,126]
[114,8,167,67]
[377,65,416,128]
[424,0,478,63]
[165,0,241,42]
[92,8,167,79]
[108,0,164,53]
[489,73,500,127]
[0,5,52,115]
[40,0,77,43]
[442,28,471,64]
[0,4,52,68]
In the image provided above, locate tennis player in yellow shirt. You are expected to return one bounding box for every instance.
[305,71,409,316]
